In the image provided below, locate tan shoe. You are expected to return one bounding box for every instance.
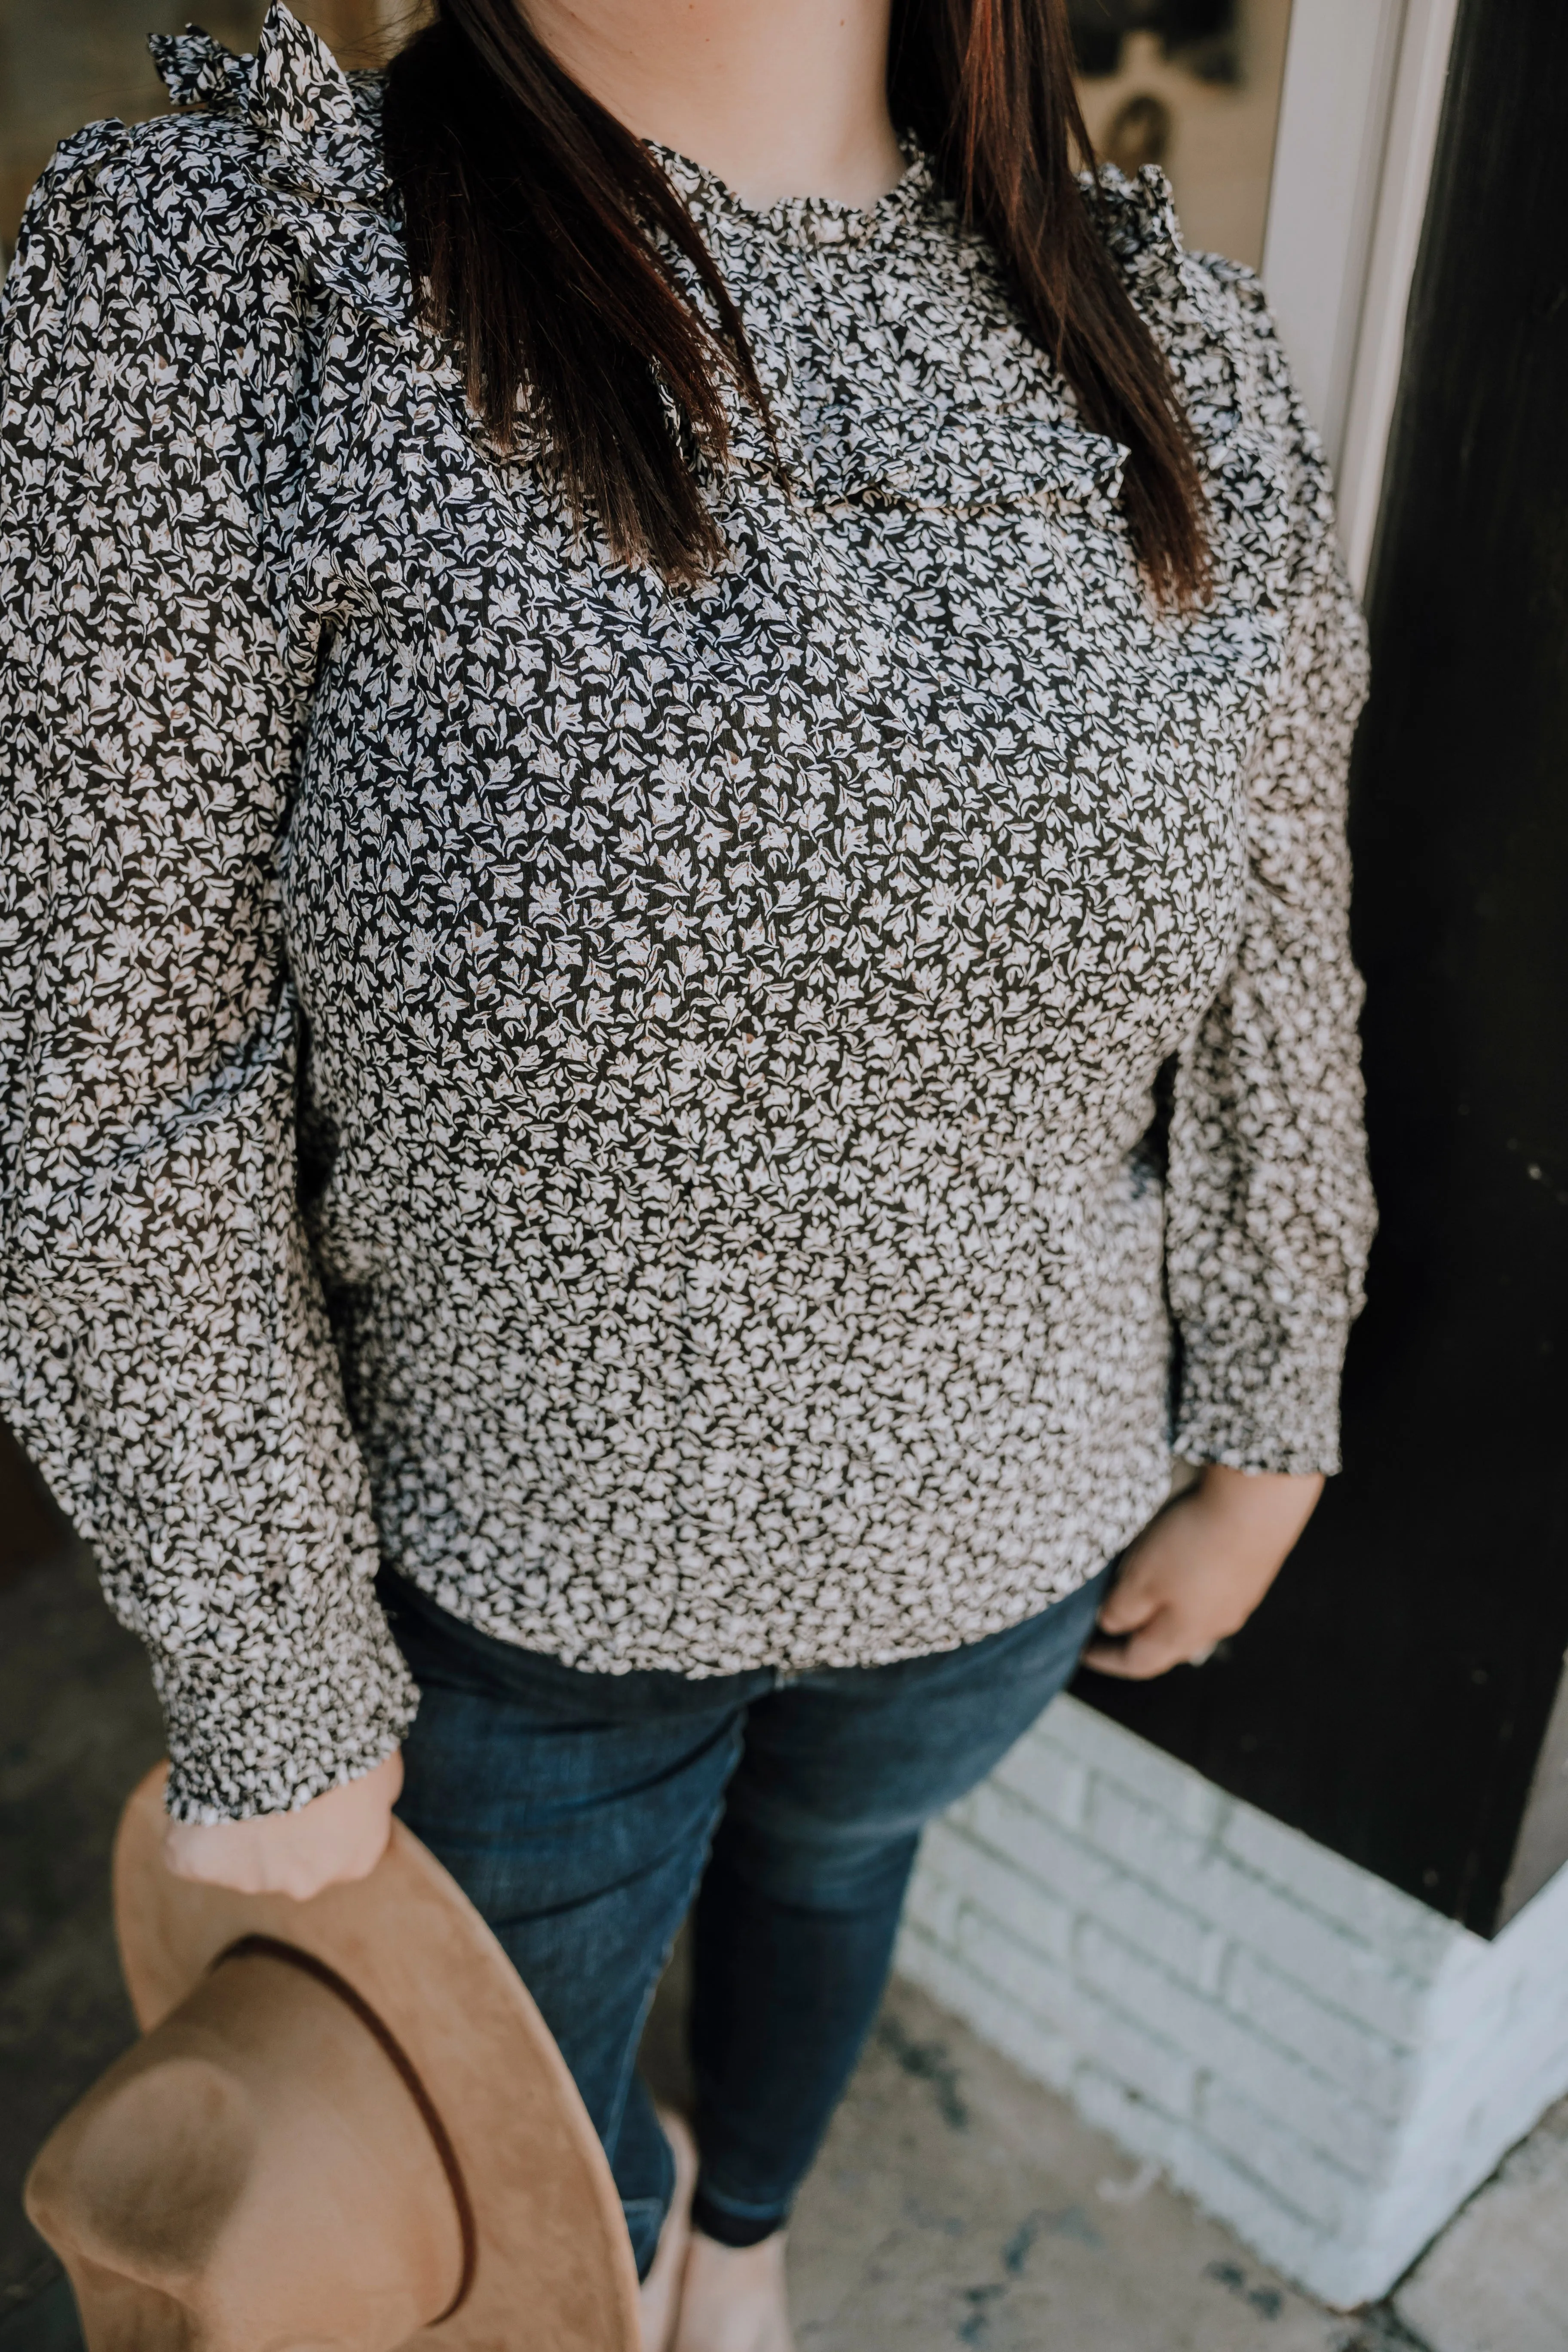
[639,2110,698,2352]
[674,2227,795,2352]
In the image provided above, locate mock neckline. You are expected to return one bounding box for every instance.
[648,141,938,254]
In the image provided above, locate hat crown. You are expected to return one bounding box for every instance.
[28,1951,464,2352]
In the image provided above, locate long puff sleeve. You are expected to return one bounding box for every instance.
[1164,263,1377,1476]
[0,125,416,1820]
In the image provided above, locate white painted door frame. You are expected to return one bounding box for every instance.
[1260,0,1462,590]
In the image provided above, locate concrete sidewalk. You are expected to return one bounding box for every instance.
[650,1962,1353,2352]
[3,1540,1562,2352]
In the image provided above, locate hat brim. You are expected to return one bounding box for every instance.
[114,1766,641,2352]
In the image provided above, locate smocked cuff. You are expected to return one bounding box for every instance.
[1172,1338,1347,1479]
[138,1574,419,1824]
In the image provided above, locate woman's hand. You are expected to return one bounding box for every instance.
[1081,1467,1323,1680]
[162,1750,403,1900]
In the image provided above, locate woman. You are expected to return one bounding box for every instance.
[0,0,1373,2343]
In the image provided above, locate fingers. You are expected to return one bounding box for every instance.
[161,1750,401,1899]
[164,1818,270,1894]
[165,1825,368,1901]
[1082,1611,1201,1679]
[1095,1558,1163,1638]
[1095,1587,1157,1637]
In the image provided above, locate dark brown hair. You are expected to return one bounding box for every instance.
[381,0,1210,603]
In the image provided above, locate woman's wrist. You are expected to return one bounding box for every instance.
[1190,1461,1324,1543]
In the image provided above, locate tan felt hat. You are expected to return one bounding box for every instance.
[24,1764,641,2352]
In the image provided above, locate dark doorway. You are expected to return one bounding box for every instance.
[1081,0,1568,1936]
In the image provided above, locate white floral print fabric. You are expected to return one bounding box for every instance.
[0,6,1373,1822]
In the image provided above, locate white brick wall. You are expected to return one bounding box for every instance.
[897,1693,1568,2308]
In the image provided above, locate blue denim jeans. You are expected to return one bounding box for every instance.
[381,1564,1112,2275]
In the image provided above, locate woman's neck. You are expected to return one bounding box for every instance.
[518,0,906,208]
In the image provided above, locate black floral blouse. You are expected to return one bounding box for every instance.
[0,5,1374,1822]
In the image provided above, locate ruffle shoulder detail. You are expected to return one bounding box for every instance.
[1082,161,1186,274]
[137,3,411,330]
[1080,165,1334,612]
[151,3,368,181]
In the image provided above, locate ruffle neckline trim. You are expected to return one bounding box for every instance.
[650,139,938,256]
